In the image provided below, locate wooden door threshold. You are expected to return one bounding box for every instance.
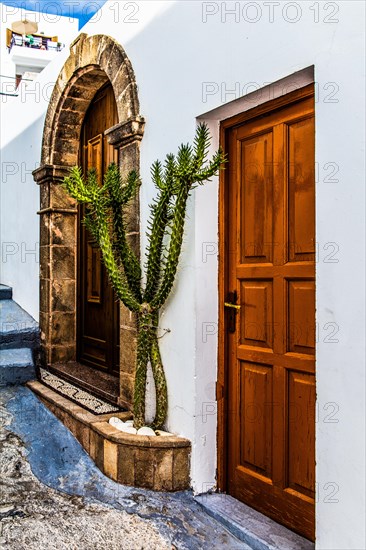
[46,362,119,405]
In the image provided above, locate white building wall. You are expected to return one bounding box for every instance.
[0,5,78,315]
[0,46,72,317]
[0,2,364,548]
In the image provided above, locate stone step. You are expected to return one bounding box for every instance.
[0,299,39,350]
[0,285,13,300]
[0,348,36,386]
[195,494,314,550]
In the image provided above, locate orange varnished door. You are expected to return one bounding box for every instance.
[78,83,119,374]
[222,86,315,540]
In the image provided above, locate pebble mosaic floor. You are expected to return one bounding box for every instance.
[39,368,120,414]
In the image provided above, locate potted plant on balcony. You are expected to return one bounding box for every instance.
[63,124,225,429]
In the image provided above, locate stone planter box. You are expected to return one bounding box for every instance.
[28,381,191,491]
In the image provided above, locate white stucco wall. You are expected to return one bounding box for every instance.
[0,4,79,316]
[0,46,72,317]
[0,2,364,548]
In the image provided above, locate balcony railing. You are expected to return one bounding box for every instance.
[6,29,64,53]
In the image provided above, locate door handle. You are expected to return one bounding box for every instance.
[225,291,240,333]
[224,302,241,310]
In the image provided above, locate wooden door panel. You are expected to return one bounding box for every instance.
[240,281,274,350]
[223,87,315,541]
[287,370,316,498]
[288,280,316,354]
[87,134,103,183]
[240,361,273,478]
[288,118,316,262]
[87,242,102,304]
[240,132,273,264]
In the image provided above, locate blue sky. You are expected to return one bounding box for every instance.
[0,0,108,29]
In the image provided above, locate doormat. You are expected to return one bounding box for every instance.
[39,368,121,415]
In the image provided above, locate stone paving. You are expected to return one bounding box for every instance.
[0,386,249,549]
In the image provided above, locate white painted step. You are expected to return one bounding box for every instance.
[195,494,314,550]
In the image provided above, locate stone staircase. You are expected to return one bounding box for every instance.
[0,285,39,386]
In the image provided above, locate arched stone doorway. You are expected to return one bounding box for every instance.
[33,33,145,409]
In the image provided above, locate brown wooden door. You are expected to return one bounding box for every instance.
[221,86,315,540]
[78,83,120,375]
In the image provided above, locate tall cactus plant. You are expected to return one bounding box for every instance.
[63,124,225,429]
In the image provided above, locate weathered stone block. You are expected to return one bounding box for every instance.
[134,448,155,489]
[39,312,50,342]
[57,109,83,127]
[120,373,135,405]
[50,213,76,247]
[50,345,76,364]
[78,38,98,68]
[51,183,76,210]
[173,448,191,491]
[119,328,137,375]
[40,185,50,210]
[40,247,50,280]
[56,124,80,142]
[75,422,91,453]
[51,246,75,280]
[52,150,79,167]
[116,84,139,120]
[55,138,79,157]
[119,141,142,173]
[40,279,50,314]
[120,305,136,329]
[117,445,135,486]
[110,62,131,101]
[126,231,140,256]
[90,430,104,470]
[103,440,118,480]
[40,217,50,247]
[154,449,174,491]
[51,280,76,313]
[51,312,75,345]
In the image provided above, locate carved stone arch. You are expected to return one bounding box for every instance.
[33,33,145,408]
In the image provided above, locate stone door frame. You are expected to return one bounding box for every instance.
[33,33,145,409]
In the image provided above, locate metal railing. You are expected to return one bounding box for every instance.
[8,33,64,53]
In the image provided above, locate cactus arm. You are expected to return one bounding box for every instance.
[143,188,172,302]
[151,184,190,310]
[143,157,176,302]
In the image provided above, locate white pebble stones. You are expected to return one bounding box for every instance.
[108,417,137,434]
[137,426,156,436]
[108,418,174,437]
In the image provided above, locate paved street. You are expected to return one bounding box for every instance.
[0,387,248,550]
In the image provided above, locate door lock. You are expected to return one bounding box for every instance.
[225,290,240,333]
